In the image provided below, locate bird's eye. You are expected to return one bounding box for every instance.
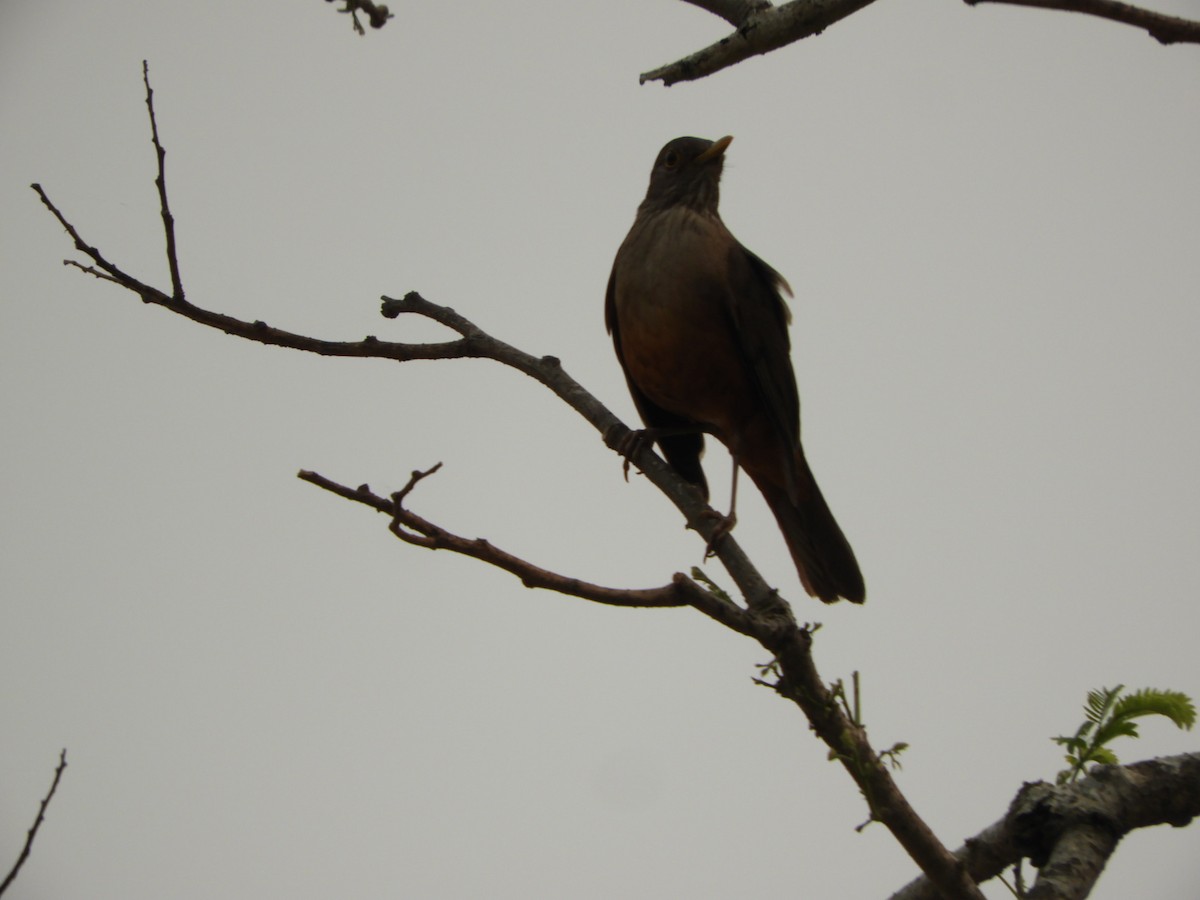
[663,150,680,169]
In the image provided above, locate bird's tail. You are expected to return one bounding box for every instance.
[756,465,865,604]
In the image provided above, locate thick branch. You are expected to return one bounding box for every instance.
[891,752,1200,900]
[1028,823,1118,900]
[966,0,1200,44]
[641,0,883,86]
[0,749,67,896]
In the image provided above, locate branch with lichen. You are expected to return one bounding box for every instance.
[891,752,1200,900]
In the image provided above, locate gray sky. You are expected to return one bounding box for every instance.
[3,1,1199,897]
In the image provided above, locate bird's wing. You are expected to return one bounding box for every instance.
[725,243,803,492]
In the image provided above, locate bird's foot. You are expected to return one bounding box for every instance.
[701,509,737,559]
[613,427,654,483]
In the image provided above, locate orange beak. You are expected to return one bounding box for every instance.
[695,135,733,163]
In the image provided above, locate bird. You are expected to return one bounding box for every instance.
[605,135,865,604]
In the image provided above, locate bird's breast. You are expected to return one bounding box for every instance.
[613,209,754,435]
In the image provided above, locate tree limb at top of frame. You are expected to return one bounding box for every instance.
[641,0,882,86]
[643,0,1199,86]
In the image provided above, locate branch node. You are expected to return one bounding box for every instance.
[395,463,444,504]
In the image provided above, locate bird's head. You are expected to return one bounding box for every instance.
[640,135,732,214]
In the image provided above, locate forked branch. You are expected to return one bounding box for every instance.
[297,465,757,630]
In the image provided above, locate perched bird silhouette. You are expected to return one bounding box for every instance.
[606,135,864,604]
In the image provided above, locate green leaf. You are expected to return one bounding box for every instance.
[1092,718,1140,747]
[1084,685,1124,725]
[1052,684,1194,784]
[1111,688,1196,731]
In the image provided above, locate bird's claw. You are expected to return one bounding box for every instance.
[701,509,737,559]
[615,428,652,483]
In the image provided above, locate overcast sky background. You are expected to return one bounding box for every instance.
[3,1,1199,897]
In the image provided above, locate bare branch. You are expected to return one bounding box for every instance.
[966,0,1200,44]
[641,0,883,86]
[31,184,157,294]
[296,465,760,627]
[891,752,1200,900]
[0,749,67,896]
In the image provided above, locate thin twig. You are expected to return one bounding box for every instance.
[0,749,68,896]
[31,184,155,294]
[142,61,183,300]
